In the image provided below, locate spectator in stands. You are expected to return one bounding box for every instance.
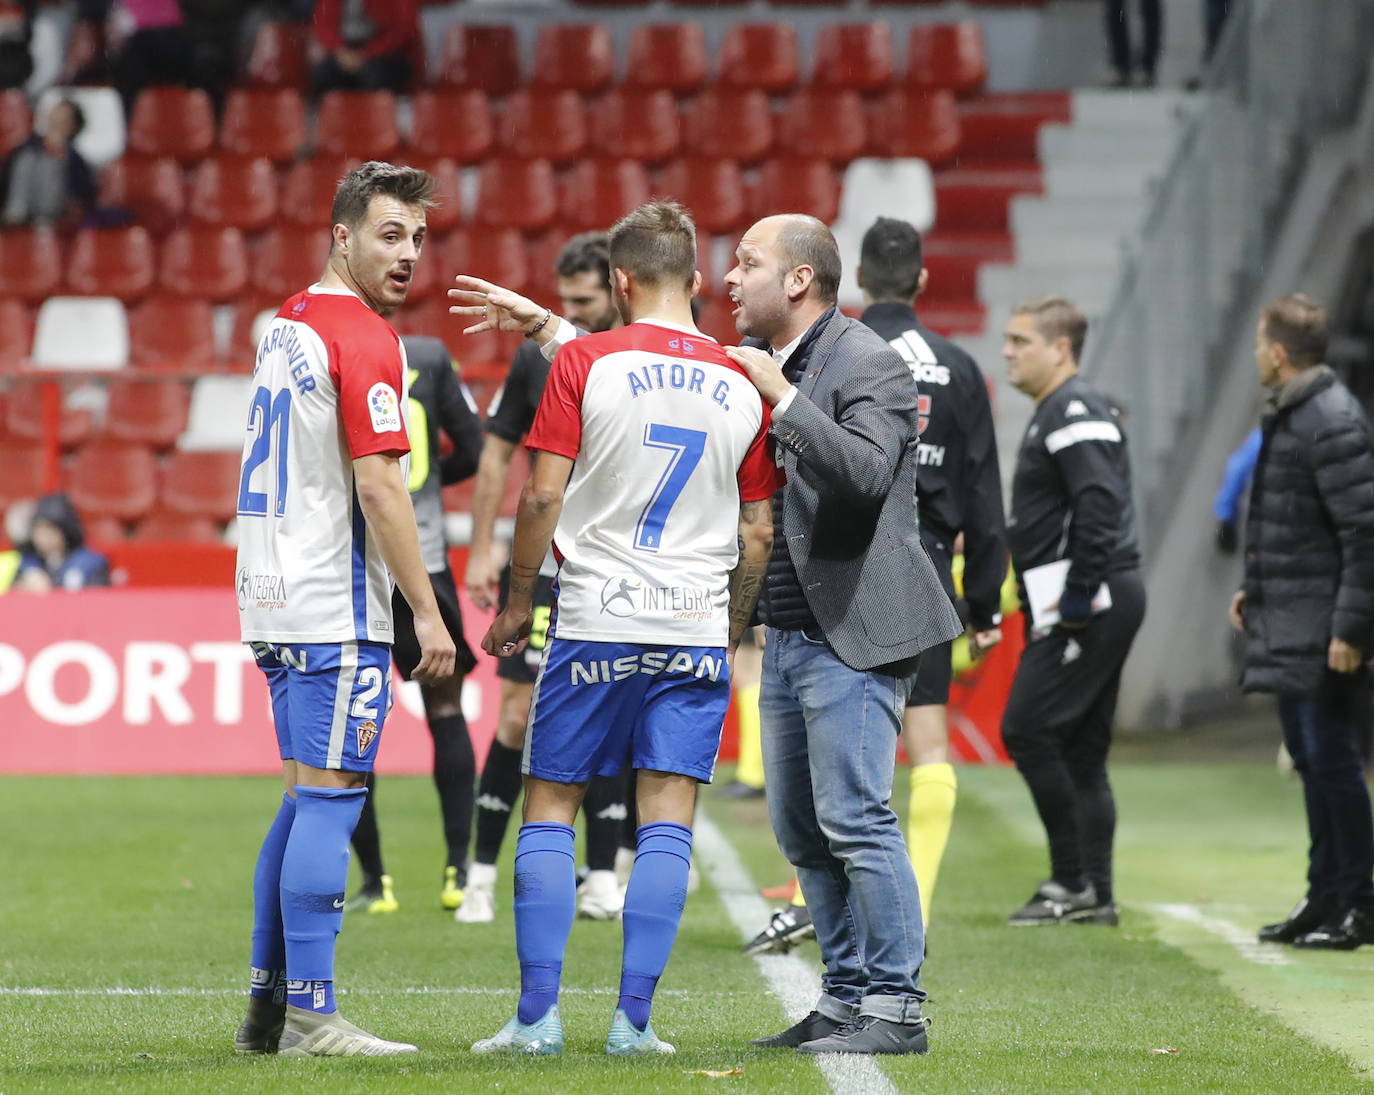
[107,0,192,111]
[1204,0,1231,63]
[310,0,419,98]
[14,493,111,592]
[1232,294,1374,952]
[0,1,34,90]
[0,498,35,593]
[2,97,96,228]
[1104,0,1162,88]
[181,0,246,112]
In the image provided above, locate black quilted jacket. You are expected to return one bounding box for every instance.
[1241,366,1374,694]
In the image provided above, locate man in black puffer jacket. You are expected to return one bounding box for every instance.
[1231,293,1374,951]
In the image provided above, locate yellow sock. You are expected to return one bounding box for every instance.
[790,877,806,908]
[907,762,957,927]
[735,683,765,789]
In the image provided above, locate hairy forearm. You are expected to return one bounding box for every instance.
[507,482,562,608]
[727,498,773,646]
[468,436,517,557]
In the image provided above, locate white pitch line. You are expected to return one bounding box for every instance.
[1149,903,1292,966]
[694,811,899,1095]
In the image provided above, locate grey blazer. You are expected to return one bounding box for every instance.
[764,310,963,672]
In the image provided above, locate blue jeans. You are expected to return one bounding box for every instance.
[1278,671,1374,906]
[760,627,925,1024]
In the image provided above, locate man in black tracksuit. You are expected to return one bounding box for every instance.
[999,297,1146,926]
[859,217,1006,927]
[1232,293,1374,951]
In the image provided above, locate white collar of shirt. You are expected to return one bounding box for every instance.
[771,332,805,369]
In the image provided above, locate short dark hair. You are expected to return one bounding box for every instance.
[1263,293,1327,368]
[775,215,841,305]
[555,231,611,291]
[54,98,85,137]
[1014,296,1089,362]
[859,217,923,302]
[608,201,697,290]
[330,161,436,231]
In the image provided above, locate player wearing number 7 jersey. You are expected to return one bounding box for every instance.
[233,162,456,1059]
[454,202,778,1057]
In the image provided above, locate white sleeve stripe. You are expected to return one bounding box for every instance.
[1044,420,1122,453]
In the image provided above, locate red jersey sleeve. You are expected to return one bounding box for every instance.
[328,314,411,460]
[525,340,589,460]
[738,402,781,502]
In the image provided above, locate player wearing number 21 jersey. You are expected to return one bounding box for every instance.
[237,287,411,645]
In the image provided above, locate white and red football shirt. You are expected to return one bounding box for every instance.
[237,285,411,645]
[526,319,778,646]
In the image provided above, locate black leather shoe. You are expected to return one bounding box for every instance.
[798,1014,931,1056]
[1293,905,1374,950]
[750,1010,843,1049]
[1257,897,1334,944]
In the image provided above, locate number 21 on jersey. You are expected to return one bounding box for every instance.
[238,386,291,517]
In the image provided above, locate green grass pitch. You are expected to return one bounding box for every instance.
[2,759,1372,1093]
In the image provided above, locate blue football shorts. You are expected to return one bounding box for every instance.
[524,637,731,784]
[251,640,393,772]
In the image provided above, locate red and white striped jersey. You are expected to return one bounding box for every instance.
[236,285,411,645]
[527,319,778,645]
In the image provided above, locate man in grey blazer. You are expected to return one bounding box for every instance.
[725,215,963,1056]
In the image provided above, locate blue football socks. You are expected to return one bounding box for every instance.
[513,822,577,1024]
[279,784,366,1014]
[249,791,295,1002]
[618,821,693,1031]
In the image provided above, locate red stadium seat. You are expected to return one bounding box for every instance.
[498,89,587,163]
[159,226,249,301]
[437,24,521,94]
[252,227,332,303]
[0,88,31,158]
[718,24,798,92]
[866,89,961,162]
[96,155,185,237]
[396,156,462,233]
[65,442,158,522]
[590,89,680,162]
[103,378,191,450]
[753,158,841,223]
[66,226,156,301]
[656,159,746,235]
[909,23,987,95]
[408,90,492,164]
[161,449,242,521]
[522,229,573,307]
[280,156,361,227]
[443,227,530,293]
[557,159,652,233]
[316,91,400,160]
[0,298,33,366]
[814,23,895,92]
[244,20,310,90]
[82,514,129,545]
[0,228,62,303]
[134,509,223,543]
[532,24,614,92]
[188,156,278,232]
[227,295,281,367]
[474,159,557,233]
[390,298,462,360]
[127,87,216,161]
[0,439,46,511]
[128,297,217,370]
[695,296,739,344]
[4,391,95,448]
[777,88,866,163]
[681,89,772,161]
[220,89,306,163]
[624,24,707,93]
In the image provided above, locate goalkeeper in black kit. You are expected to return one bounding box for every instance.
[999,297,1146,928]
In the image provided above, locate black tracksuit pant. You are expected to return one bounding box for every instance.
[1001,569,1147,904]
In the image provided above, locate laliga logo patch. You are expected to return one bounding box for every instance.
[367,382,402,432]
[356,719,378,754]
